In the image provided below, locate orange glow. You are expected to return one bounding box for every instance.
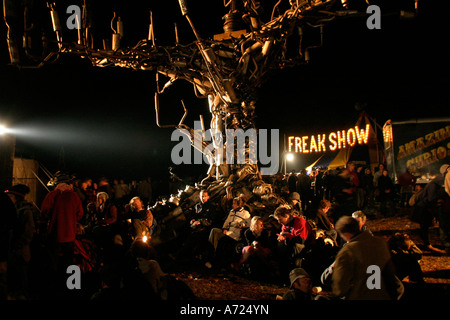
[288,125,371,154]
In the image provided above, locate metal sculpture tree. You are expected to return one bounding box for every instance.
[4,0,419,198]
[4,0,370,183]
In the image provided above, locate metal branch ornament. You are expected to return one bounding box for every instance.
[3,1,370,184]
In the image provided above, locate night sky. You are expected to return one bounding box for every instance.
[1,0,449,182]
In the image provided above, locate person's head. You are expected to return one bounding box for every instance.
[352,210,367,229]
[238,193,247,207]
[289,192,300,205]
[382,169,389,176]
[318,199,331,213]
[250,216,264,235]
[232,196,241,210]
[97,192,109,205]
[199,189,209,203]
[364,167,372,175]
[5,184,30,203]
[273,204,293,226]
[289,268,312,293]
[129,196,144,211]
[335,215,361,242]
[347,162,355,172]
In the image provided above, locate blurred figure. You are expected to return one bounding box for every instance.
[378,169,395,217]
[0,191,16,300]
[41,174,84,291]
[388,232,424,284]
[4,184,35,300]
[398,167,417,208]
[412,164,448,253]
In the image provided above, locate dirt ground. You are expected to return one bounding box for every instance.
[171,208,450,300]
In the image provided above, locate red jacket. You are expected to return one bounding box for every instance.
[281,216,312,243]
[41,185,84,243]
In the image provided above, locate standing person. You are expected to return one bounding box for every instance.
[347,162,360,194]
[356,166,366,210]
[297,169,312,214]
[398,167,417,208]
[4,184,35,300]
[440,165,450,250]
[287,170,298,194]
[373,163,385,190]
[378,169,395,217]
[413,164,448,254]
[40,175,84,278]
[0,191,17,300]
[362,167,374,208]
[331,216,404,300]
[331,168,355,221]
[113,179,130,207]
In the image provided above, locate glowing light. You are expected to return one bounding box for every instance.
[0,125,7,135]
[142,235,148,243]
[286,153,294,161]
[288,124,371,154]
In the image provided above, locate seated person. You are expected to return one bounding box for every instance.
[288,192,303,216]
[273,204,313,268]
[209,196,251,269]
[239,216,273,276]
[315,199,337,240]
[129,196,157,240]
[388,232,424,284]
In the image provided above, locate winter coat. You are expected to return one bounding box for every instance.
[41,184,84,243]
[332,231,404,300]
[280,216,312,243]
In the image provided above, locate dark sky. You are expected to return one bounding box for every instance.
[1,0,449,181]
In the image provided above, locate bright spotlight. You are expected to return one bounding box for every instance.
[0,125,7,135]
[286,153,294,161]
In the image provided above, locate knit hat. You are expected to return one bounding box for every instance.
[289,268,310,288]
[289,192,301,201]
[440,164,450,175]
[5,184,30,198]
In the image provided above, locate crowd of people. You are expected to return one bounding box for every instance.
[0,161,449,301]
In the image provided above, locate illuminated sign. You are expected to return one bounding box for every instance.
[288,124,371,153]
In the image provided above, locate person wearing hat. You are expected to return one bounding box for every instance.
[288,192,303,215]
[282,268,314,300]
[4,184,35,299]
[41,176,84,277]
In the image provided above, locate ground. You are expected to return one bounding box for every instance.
[170,208,450,300]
